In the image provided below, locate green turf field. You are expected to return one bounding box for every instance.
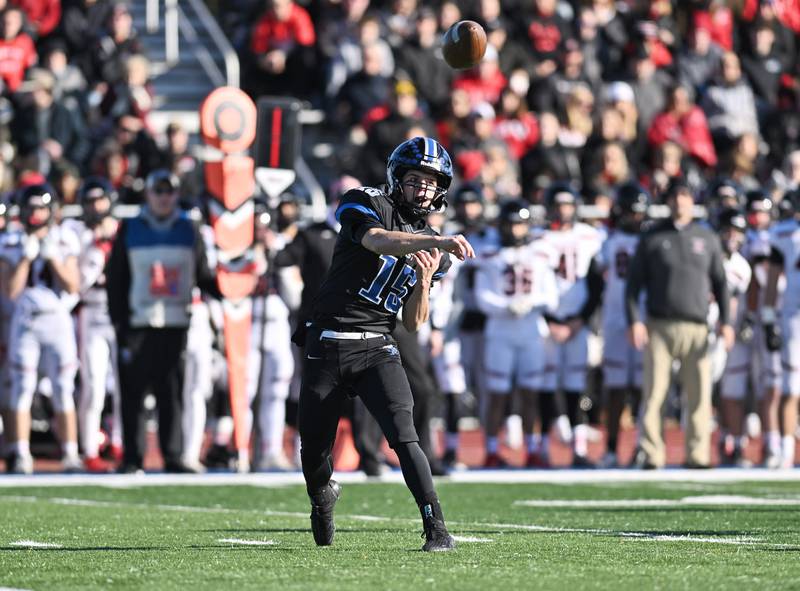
[1,477,800,590]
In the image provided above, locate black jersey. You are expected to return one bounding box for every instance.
[310,186,452,333]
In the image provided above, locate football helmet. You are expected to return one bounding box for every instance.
[782,188,800,218]
[613,182,650,232]
[543,181,580,225]
[17,183,57,231]
[386,136,453,221]
[79,176,117,227]
[451,183,484,229]
[498,199,532,246]
[717,207,747,255]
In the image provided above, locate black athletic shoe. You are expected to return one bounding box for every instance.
[571,454,597,469]
[309,480,341,546]
[421,503,456,552]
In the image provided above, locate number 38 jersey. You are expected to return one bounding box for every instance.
[310,186,452,333]
[596,230,642,330]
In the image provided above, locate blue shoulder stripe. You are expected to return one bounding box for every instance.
[335,203,380,223]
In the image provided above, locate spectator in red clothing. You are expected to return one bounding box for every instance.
[648,84,717,169]
[12,0,60,40]
[693,1,734,51]
[494,87,539,161]
[0,7,35,93]
[245,0,317,99]
[452,44,507,109]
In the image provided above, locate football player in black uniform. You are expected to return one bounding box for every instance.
[294,137,474,552]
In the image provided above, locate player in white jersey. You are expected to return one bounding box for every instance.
[741,191,785,467]
[67,178,123,473]
[715,209,754,466]
[539,183,604,467]
[247,214,297,471]
[181,219,219,473]
[444,185,499,466]
[595,183,650,468]
[476,200,559,468]
[763,188,800,469]
[0,184,81,473]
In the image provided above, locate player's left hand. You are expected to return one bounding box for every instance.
[413,247,442,284]
[718,323,735,352]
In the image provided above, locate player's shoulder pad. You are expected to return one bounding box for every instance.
[335,186,389,225]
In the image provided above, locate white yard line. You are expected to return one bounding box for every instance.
[217,538,277,546]
[452,535,493,543]
[8,540,62,549]
[1,468,800,488]
[514,495,800,508]
[1,494,798,550]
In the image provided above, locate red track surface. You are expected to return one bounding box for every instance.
[11,419,788,473]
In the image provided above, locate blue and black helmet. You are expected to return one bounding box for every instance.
[386,136,453,220]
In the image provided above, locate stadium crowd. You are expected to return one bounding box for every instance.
[1,0,800,473]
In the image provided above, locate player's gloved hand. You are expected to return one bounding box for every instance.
[39,235,59,261]
[22,234,40,260]
[761,307,782,352]
[738,312,755,344]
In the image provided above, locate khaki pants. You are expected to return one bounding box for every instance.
[641,319,711,467]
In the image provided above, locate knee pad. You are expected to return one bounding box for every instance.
[386,408,418,448]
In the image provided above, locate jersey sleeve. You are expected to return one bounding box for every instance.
[335,188,385,244]
[431,250,452,283]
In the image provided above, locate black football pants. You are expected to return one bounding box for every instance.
[299,327,435,503]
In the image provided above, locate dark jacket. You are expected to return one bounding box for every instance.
[625,218,729,326]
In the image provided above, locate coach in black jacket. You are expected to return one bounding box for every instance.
[626,178,735,469]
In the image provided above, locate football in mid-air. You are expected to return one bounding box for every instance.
[441,20,487,70]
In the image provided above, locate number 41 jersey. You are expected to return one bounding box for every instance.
[310,186,451,333]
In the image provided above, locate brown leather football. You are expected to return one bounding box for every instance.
[441,20,488,70]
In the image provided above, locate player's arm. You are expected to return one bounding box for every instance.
[361,228,474,261]
[5,255,31,299]
[46,254,80,294]
[761,247,784,352]
[402,249,442,333]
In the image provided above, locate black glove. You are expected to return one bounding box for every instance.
[738,313,755,344]
[764,323,782,352]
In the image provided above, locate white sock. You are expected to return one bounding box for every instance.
[486,436,499,454]
[214,416,234,446]
[767,430,781,454]
[63,441,79,461]
[781,435,795,465]
[445,432,459,452]
[555,415,573,443]
[574,424,589,457]
[16,440,30,457]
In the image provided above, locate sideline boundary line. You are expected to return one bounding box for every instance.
[1,467,799,488]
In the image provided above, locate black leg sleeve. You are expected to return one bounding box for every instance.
[394,441,437,507]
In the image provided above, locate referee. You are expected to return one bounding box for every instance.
[625,178,734,469]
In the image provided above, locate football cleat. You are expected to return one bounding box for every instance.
[525,451,550,469]
[571,454,597,469]
[84,456,112,474]
[598,452,618,469]
[483,452,506,469]
[7,453,34,474]
[310,480,341,546]
[421,503,456,552]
